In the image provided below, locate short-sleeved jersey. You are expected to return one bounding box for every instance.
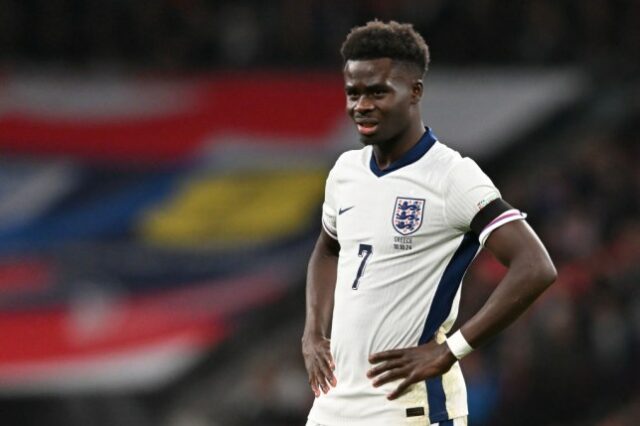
[308,129,525,426]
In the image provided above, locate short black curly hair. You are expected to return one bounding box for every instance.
[341,20,430,78]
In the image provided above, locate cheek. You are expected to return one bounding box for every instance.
[384,98,411,124]
[388,96,411,118]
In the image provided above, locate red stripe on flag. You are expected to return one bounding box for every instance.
[0,74,345,163]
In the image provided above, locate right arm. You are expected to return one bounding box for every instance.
[302,228,340,397]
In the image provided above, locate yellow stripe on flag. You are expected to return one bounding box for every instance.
[138,170,326,247]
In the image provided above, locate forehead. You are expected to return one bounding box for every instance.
[343,58,405,86]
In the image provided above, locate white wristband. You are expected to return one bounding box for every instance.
[446,330,474,360]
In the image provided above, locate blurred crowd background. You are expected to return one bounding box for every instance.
[0,0,639,69]
[0,1,639,426]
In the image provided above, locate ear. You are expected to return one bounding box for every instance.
[410,80,423,104]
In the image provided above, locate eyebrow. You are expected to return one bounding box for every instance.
[344,83,389,92]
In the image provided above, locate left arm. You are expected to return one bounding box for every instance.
[368,219,556,399]
[454,219,556,348]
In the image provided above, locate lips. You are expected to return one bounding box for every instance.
[355,119,379,136]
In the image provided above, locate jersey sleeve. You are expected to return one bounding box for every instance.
[443,158,526,245]
[321,167,338,240]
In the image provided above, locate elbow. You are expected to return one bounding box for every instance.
[541,262,558,288]
[515,250,557,292]
[531,258,557,290]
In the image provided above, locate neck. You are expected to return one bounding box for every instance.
[373,119,426,170]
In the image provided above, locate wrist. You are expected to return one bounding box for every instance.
[302,328,327,342]
[446,330,474,360]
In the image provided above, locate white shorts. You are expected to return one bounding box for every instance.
[306,416,468,426]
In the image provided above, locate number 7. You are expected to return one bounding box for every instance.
[352,244,373,290]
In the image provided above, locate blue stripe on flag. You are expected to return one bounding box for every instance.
[419,232,479,423]
[0,171,177,254]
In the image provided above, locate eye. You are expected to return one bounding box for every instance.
[372,89,386,98]
[346,90,359,101]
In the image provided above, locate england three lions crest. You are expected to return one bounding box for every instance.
[392,197,425,235]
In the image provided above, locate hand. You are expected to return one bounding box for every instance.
[367,339,456,400]
[302,332,337,397]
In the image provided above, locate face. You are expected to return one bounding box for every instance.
[343,58,421,146]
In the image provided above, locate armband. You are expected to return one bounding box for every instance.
[470,198,527,246]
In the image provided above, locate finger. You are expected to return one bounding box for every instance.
[387,377,413,400]
[314,370,330,394]
[326,368,337,387]
[369,349,403,364]
[317,355,337,387]
[367,359,404,378]
[373,368,408,387]
[309,378,320,397]
[319,341,336,370]
[310,366,329,393]
[327,354,336,371]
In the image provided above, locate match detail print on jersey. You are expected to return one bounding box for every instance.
[392,197,425,235]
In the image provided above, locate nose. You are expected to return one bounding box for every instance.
[354,95,374,114]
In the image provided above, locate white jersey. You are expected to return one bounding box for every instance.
[308,129,525,425]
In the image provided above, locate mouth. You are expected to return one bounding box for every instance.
[355,120,379,136]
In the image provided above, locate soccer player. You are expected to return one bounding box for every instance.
[301,21,557,426]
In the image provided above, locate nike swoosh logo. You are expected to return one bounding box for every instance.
[338,206,355,215]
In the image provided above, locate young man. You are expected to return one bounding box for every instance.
[302,21,556,426]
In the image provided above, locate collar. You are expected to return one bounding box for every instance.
[369,127,437,177]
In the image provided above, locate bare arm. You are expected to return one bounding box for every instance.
[368,220,556,399]
[459,219,557,348]
[302,229,340,397]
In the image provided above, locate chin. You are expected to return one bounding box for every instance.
[358,133,381,145]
